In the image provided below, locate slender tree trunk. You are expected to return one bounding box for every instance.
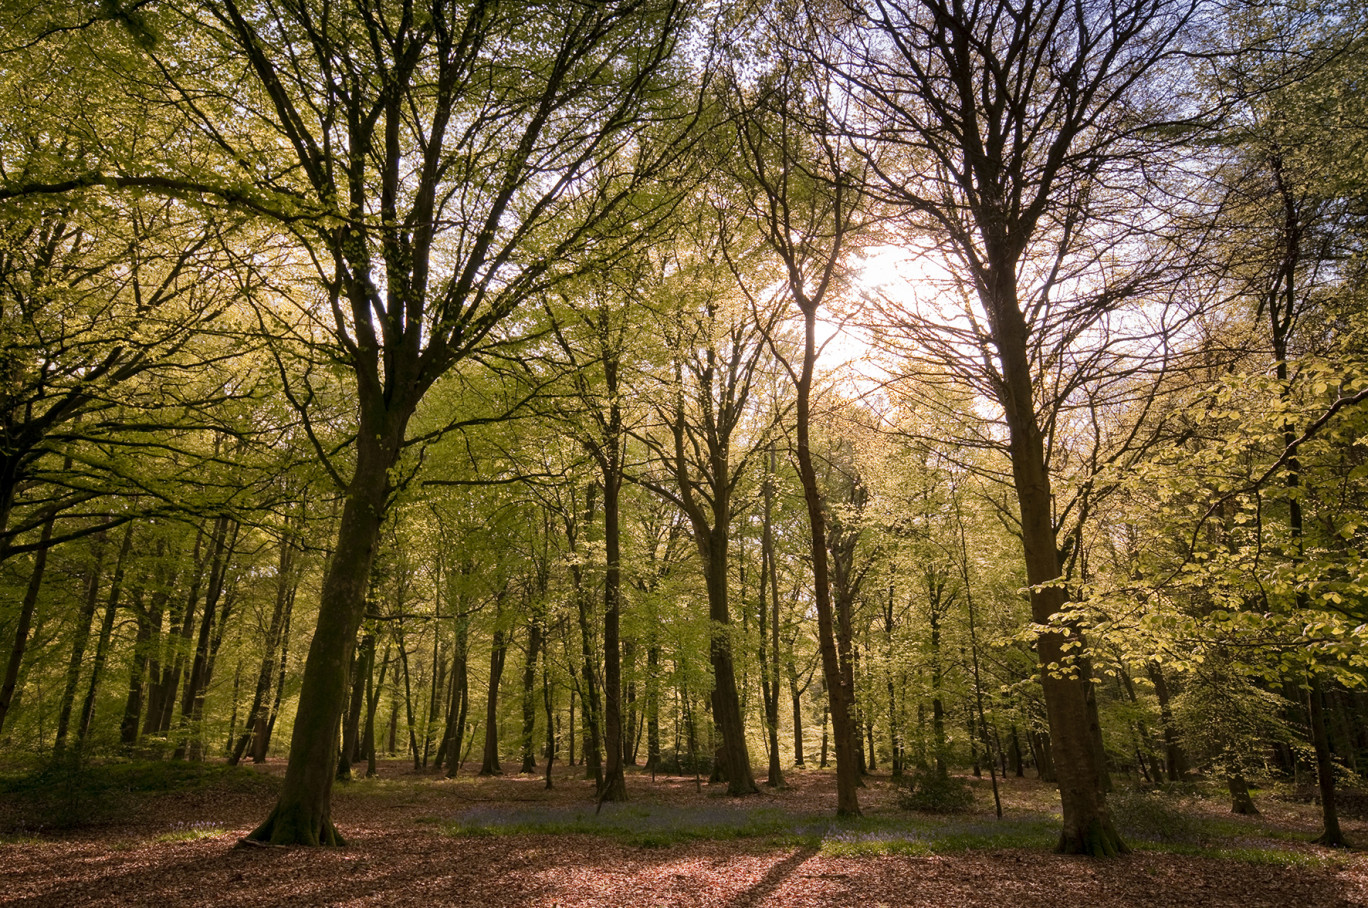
[479,623,508,776]
[520,618,542,774]
[151,528,209,738]
[794,307,858,815]
[120,583,156,747]
[76,522,137,749]
[760,457,785,787]
[645,643,661,771]
[1309,675,1347,845]
[256,571,297,763]
[542,625,557,789]
[364,642,391,777]
[573,574,602,786]
[54,531,108,757]
[600,462,627,800]
[398,626,422,770]
[0,510,56,736]
[441,600,470,776]
[1146,662,1187,781]
[178,515,237,760]
[338,632,373,779]
[788,659,805,768]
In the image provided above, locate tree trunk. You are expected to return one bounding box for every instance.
[1228,773,1260,815]
[794,306,859,815]
[788,660,805,767]
[1309,674,1347,846]
[600,463,628,801]
[246,427,399,846]
[177,515,237,761]
[479,624,508,776]
[338,631,373,779]
[256,570,297,763]
[645,643,661,771]
[76,522,136,749]
[120,583,156,747]
[54,531,108,757]
[702,530,758,796]
[0,509,55,736]
[520,618,542,774]
[760,458,785,787]
[990,273,1123,854]
[573,574,602,786]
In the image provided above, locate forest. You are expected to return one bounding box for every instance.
[1,0,1367,893]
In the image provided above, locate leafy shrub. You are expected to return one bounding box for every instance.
[897,770,975,814]
[1108,787,1201,844]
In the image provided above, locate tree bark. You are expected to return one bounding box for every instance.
[990,271,1124,854]
[246,426,400,846]
[795,306,859,815]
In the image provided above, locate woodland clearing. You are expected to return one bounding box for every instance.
[2,761,1366,907]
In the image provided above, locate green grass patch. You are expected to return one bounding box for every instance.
[439,803,1063,855]
[153,823,227,843]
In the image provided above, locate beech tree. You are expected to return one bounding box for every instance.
[716,3,869,814]
[827,0,1210,853]
[5,0,692,845]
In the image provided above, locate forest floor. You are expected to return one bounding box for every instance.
[2,758,1367,906]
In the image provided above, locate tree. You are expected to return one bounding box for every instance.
[716,3,869,814]
[17,0,691,845]
[638,204,782,796]
[828,0,1213,853]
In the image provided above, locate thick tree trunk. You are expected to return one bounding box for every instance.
[1228,773,1260,815]
[246,430,397,846]
[989,276,1123,855]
